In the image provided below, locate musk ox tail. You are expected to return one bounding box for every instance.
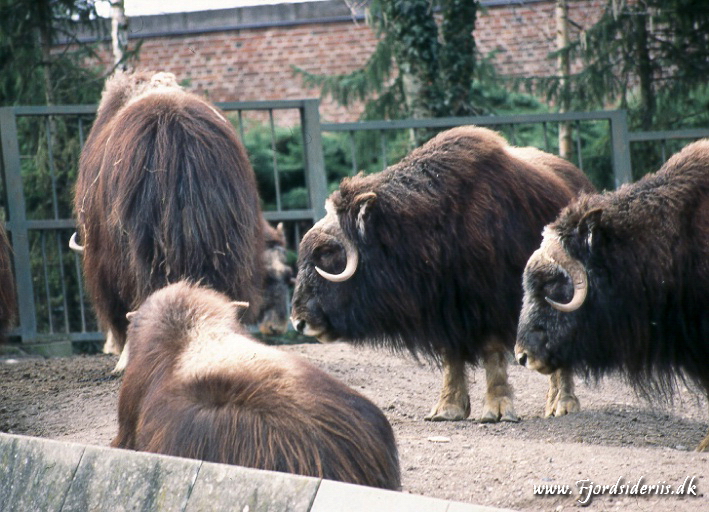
[83,88,264,321]
[131,371,401,490]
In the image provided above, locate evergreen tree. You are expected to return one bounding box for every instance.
[294,0,480,120]
[520,0,709,131]
[0,0,108,106]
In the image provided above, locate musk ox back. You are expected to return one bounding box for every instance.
[74,71,263,354]
[291,126,595,423]
[515,139,709,451]
[112,281,400,489]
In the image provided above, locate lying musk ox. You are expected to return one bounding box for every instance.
[515,139,709,451]
[0,224,17,340]
[73,70,263,363]
[113,281,400,489]
[291,126,596,422]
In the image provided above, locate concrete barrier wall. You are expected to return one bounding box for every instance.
[0,433,511,512]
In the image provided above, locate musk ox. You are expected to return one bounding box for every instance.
[515,139,709,451]
[257,220,292,336]
[73,70,263,365]
[0,225,16,340]
[112,280,401,489]
[291,126,595,422]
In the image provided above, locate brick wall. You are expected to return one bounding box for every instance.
[82,0,607,123]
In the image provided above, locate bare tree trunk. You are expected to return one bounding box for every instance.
[556,0,573,159]
[111,0,129,71]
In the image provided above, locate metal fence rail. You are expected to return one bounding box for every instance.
[0,100,328,345]
[322,110,634,189]
[0,101,707,347]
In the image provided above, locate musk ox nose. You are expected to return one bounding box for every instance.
[516,352,528,367]
[292,318,306,334]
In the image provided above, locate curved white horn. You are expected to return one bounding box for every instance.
[315,237,359,283]
[69,232,85,253]
[541,235,588,313]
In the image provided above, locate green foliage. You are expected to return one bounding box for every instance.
[515,1,709,131]
[0,0,107,106]
[294,0,481,120]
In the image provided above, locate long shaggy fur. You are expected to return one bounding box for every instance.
[528,139,709,397]
[113,281,400,490]
[74,71,263,351]
[293,126,595,364]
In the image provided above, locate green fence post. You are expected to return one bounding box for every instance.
[0,107,38,343]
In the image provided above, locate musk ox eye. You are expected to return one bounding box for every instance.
[543,274,573,305]
[313,244,346,274]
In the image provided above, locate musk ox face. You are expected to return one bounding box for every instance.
[290,201,358,342]
[515,226,591,375]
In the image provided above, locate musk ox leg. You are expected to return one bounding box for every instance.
[102,328,129,374]
[112,342,130,375]
[698,432,709,452]
[102,330,120,355]
[424,355,471,421]
[480,341,519,423]
[544,368,580,418]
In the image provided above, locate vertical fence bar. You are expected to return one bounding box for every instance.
[300,99,327,220]
[45,117,60,219]
[348,131,357,176]
[54,231,70,333]
[0,108,37,342]
[609,111,633,187]
[380,130,388,169]
[41,232,54,334]
[574,120,583,170]
[74,252,87,332]
[268,109,282,212]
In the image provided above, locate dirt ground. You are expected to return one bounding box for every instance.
[1,340,707,512]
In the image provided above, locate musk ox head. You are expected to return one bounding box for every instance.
[514,224,592,375]
[290,198,365,341]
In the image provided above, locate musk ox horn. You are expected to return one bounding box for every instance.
[315,237,359,283]
[69,232,85,253]
[537,229,588,313]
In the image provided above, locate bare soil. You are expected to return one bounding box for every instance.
[1,341,707,511]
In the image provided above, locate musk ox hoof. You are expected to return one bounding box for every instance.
[424,400,471,422]
[544,394,580,418]
[480,397,519,423]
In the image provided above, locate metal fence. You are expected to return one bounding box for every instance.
[0,101,707,346]
[0,100,328,345]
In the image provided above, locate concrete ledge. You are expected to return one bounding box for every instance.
[0,433,512,512]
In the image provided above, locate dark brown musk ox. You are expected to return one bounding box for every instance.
[515,139,709,451]
[112,280,400,490]
[0,225,17,341]
[72,70,264,368]
[257,220,293,336]
[291,126,596,423]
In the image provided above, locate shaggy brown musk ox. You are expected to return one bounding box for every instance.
[72,71,263,365]
[515,139,709,451]
[291,126,596,422]
[112,281,401,489]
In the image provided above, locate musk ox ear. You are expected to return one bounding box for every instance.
[354,192,377,239]
[578,208,603,250]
